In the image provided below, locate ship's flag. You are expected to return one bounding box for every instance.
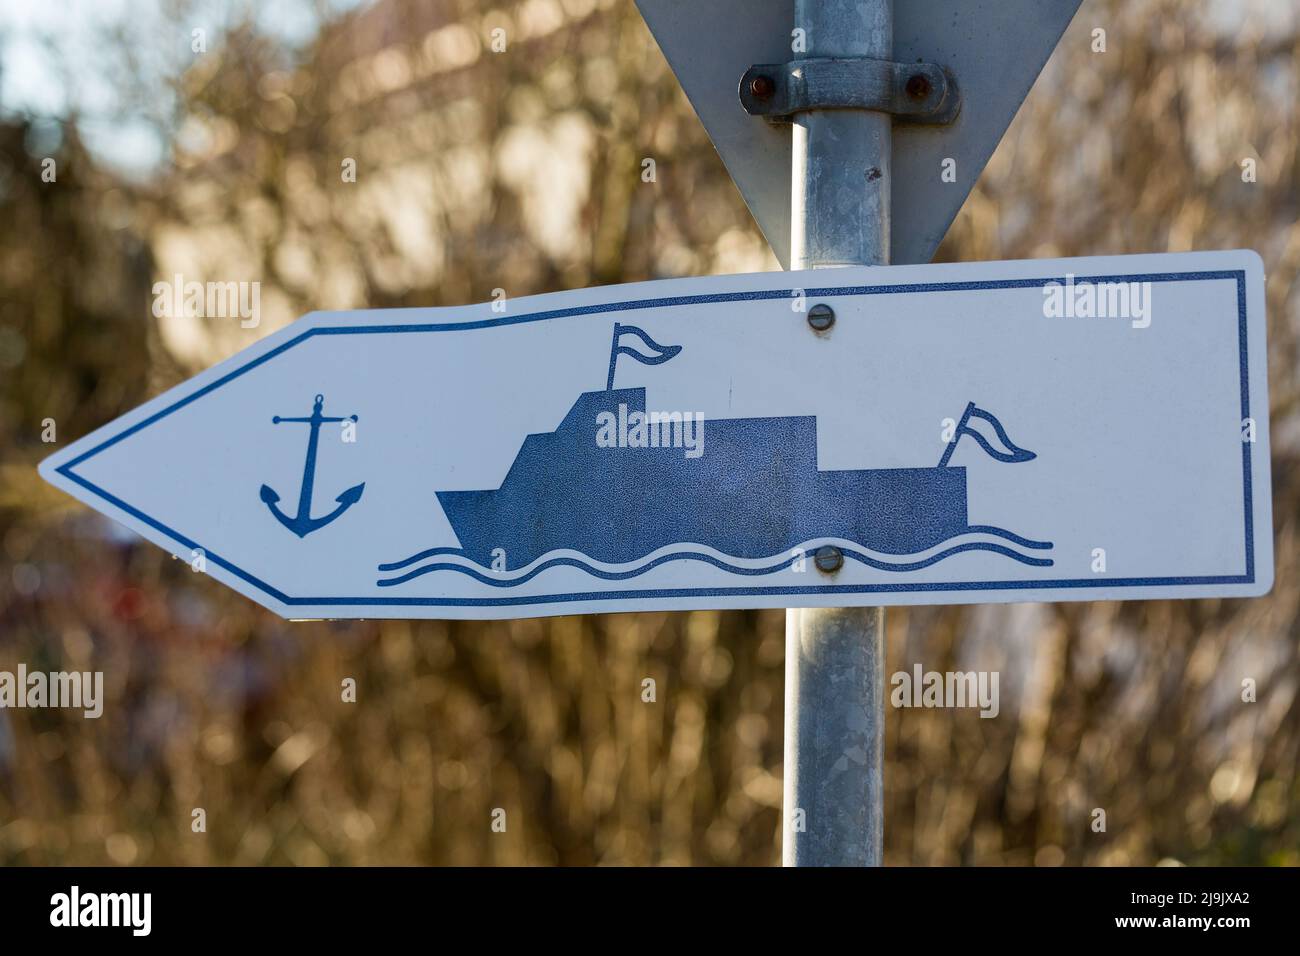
[939,402,1037,466]
[607,323,682,389]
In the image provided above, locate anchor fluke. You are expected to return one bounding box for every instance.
[336,483,365,507]
[260,482,309,536]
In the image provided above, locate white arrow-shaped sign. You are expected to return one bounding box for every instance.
[41,251,1272,620]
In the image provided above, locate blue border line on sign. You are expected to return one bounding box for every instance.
[57,270,1254,608]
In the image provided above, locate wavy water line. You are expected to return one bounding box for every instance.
[378,546,464,572]
[963,525,1053,550]
[378,525,1053,574]
[379,531,1050,580]
[375,535,1055,588]
[380,531,1054,580]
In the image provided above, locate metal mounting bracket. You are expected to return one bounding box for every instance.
[739,57,960,124]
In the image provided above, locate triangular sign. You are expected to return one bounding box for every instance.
[636,0,1083,267]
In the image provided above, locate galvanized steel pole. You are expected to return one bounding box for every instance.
[783,0,890,866]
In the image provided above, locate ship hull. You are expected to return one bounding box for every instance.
[436,388,968,569]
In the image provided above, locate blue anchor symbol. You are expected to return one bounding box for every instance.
[259,394,365,537]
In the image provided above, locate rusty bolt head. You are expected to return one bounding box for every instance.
[807,303,835,332]
[749,74,775,100]
[814,545,844,573]
[906,73,932,99]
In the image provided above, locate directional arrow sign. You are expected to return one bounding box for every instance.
[41,251,1271,620]
[636,0,1083,267]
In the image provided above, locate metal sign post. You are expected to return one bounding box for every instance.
[783,0,891,868]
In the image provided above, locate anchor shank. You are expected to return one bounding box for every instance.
[295,409,325,523]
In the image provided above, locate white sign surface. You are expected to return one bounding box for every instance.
[41,251,1272,619]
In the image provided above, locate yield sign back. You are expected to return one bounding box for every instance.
[636,0,1083,267]
[41,251,1272,620]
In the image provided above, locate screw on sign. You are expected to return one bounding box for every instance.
[807,303,835,332]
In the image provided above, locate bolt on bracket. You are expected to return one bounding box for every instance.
[739,58,960,125]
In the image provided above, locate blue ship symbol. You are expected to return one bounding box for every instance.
[378,324,1052,586]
